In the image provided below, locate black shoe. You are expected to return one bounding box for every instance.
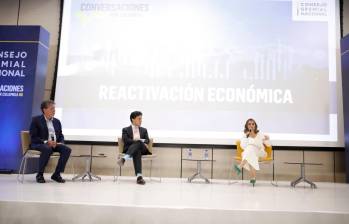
[117,158,125,167]
[137,176,146,185]
[36,174,46,183]
[51,174,66,183]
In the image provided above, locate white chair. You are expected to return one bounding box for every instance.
[17,131,75,183]
[114,137,161,182]
[230,140,277,186]
[17,131,60,183]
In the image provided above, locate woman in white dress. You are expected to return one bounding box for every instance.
[234,118,271,186]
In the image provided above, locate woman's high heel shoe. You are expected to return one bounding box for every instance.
[250,179,256,187]
[234,164,241,176]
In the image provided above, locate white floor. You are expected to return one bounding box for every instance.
[1,174,349,224]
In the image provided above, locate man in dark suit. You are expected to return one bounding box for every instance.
[117,111,151,185]
[29,100,71,183]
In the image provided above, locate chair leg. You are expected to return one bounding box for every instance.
[114,165,119,182]
[114,164,122,182]
[21,157,28,183]
[146,159,161,182]
[271,162,278,186]
[71,157,75,176]
[149,159,152,180]
[17,156,25,183]
[158,160,162,182]
[158,169,162,182]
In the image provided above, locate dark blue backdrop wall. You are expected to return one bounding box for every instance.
[0,26,49,172]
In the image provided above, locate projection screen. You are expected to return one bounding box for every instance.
[55,0,344,147]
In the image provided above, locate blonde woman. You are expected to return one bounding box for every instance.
[234,118,271,186]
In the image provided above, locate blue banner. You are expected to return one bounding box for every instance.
[0,26,49,171]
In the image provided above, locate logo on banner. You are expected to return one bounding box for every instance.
[0,84,24,97]
[0,51,27,78]
[292,0,329,21]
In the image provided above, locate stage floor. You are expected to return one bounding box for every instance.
[1,174,348,224]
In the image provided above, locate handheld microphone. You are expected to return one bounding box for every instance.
[50,132,54,141]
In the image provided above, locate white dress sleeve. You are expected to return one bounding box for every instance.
[260,133,271,147]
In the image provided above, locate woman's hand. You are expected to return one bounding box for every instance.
[247,129,254,137]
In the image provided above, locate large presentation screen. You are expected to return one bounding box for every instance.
[55,0,343,147]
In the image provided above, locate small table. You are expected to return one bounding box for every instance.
[183,159,215,183]
[72,154,106,182]
[284,162,323,188]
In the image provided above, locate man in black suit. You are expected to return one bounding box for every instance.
[117,111,151,185]
[29,100,71,183]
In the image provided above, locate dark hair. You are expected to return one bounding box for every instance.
[41,100,55,113]
[130,111,142,122]
[244,118,259,134]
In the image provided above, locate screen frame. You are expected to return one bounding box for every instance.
[52,0,346,149]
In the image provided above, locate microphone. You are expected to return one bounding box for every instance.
[49,132,55,141]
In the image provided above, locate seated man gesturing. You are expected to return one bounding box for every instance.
[117,111,152,185]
